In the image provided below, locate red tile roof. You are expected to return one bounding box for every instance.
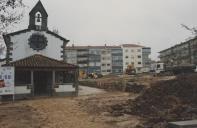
[65,45,121,49]
[3,54,77,68]
[65,44,145,49]
[122,44,144,47]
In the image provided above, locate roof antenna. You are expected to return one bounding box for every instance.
[72,40,75,47]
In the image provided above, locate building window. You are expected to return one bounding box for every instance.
[107,64,110,66]
[35,12,42,30]
[102,51,106,54]
[157,64,161,69]
[138,55,141,58]
[137,49,141,52]
[55,71,75,84]
[125,56,128,59]
[102,64,106,66]
[138,62,142,64]
[15,71,31,85]
[107,70,111,72]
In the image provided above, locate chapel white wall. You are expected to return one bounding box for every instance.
[10,30,64,61]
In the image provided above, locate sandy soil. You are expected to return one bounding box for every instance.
[78,86,106,96]
[0,75,175,128]
[0,86,136,128]
[77,92,141,128]
[0,97,113,128]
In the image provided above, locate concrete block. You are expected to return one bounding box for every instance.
[168,120,197,128]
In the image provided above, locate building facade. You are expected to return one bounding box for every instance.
[142,47,151,72]
[101,48,112,75]
[159,37,197,66]
[77,48,89,73]
[2,1,78,99]
[111,47,123,74]
[65,49,77,65]
[88,48,101,74]
[64,44,151,75]
[122,44,144,73]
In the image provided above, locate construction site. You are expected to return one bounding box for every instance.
[0,73,196,128]
[1,0,197,128]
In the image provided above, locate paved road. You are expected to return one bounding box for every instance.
[78,86,106,96]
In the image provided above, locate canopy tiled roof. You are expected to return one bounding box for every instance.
[3,54,77,68]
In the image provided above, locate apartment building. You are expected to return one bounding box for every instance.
[111,47,123,74]
[65,46,89,75]
[159,37,197,66]
[142,47,151,72]
[64,44,151,75]
[77,48,89,72]
[101,48,112,75]
[65,49,77,64]
[122,44,143,73]
[88,48,101,73]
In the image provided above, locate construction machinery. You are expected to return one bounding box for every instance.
[151,62,196,75]
[125,64,136,75]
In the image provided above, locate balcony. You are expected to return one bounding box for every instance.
[77,54,89,57]
[77,60,88,64]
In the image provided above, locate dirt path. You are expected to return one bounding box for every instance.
[0,86,110,128]
[27,98,112,128]
[77,92,141,128]
[0,103,43,128]
[0,86,139,128]
[78,86,106,96]
[0,97,113,128]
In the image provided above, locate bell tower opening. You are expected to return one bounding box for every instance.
[35,12,42,30]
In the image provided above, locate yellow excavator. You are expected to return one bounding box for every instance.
[126,64,136,75]
[79,70,87,79]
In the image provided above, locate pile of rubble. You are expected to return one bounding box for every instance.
[110,74,197,128]
[80,77,146,93]
[125,82,145,93]
[79,80,124,91]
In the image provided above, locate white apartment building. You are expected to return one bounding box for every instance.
[64,44,151,75]
[122,44,143,73]
[65,50,77,65]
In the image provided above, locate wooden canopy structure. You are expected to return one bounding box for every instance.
[3,54,79,97]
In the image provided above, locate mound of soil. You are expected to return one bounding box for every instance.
[111,74,197,128]
[125,82,145,93]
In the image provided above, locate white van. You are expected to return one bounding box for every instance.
[151,62,165,74]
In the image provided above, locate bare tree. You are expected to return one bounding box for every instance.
[0,0,25,58]
[181,24,197,37]
[0,0,25,32]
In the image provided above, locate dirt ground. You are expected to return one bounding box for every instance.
[0,75,177,128]
[0,91,138,128]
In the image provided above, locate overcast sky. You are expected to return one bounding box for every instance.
[12,0,197,60]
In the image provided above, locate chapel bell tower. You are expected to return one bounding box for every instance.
[28,0,48,31]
